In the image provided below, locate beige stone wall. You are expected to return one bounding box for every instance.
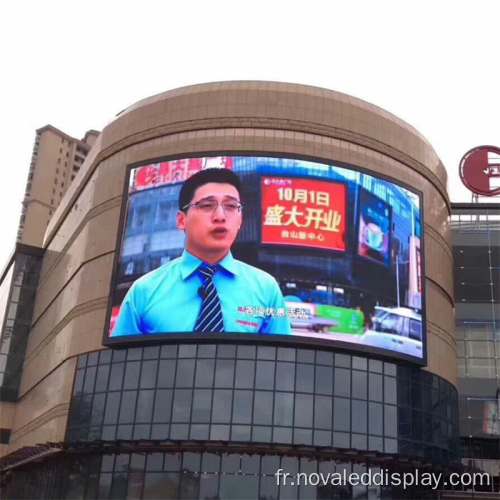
[20,201,51,247]
[0,401,15,430]
[9,82,455,452]
[9,358,76,453]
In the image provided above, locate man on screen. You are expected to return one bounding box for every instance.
[112,168,292,336]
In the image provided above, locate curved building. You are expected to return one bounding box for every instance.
[0,82,457,499]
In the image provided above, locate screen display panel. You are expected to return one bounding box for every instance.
[357,188,392,266]
[104,155,426,363]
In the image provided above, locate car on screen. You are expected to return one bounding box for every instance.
[361,307,423,357]
[285,301,339,333]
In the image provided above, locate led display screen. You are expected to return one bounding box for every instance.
[104,155,426,363]
[357,189,391,266]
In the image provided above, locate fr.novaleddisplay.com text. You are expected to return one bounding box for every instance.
[275,469,490,489]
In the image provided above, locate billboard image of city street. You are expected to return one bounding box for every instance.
[105,155,425,363]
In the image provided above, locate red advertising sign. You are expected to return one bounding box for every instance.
[131,157,234,192]
[459,146,500,197]
[109,306,120,336]
[261,177,346,251]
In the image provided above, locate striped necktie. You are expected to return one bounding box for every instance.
[194,265,225,332]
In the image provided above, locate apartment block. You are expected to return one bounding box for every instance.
[17,126,99,247]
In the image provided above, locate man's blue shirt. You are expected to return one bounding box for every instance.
[112,250,292,337]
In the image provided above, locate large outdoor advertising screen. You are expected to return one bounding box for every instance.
[104,155,426,364]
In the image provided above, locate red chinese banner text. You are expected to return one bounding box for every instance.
[261,177,346,251]
[131,157,234,192]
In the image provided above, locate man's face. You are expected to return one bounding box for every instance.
[177,182,242,255]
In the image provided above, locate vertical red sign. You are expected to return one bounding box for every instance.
[261,177,346,251]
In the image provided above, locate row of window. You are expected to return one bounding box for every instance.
[457,323,500,379]
[79,346,394,372]
[461,437,500,460]
[68,391,457,450]
[6,453,449,500]
[70,388,400,434]
[77,346,457,397]
[68,348,459,463]
[69,423,404,456]
[451,214,500,233]
[456,322,500,341]
[55,161,81,171]
[459,415,500,439]
[457,340,500,358]
[74,358,422,408]
[0,254,42,395]
[59,137,88,154]
[457,357,500,378]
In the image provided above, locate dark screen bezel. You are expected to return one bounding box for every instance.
[101,151,428,367]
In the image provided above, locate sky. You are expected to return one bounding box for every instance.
[0,1,498,269]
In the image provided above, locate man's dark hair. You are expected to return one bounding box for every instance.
[179,168,243,211]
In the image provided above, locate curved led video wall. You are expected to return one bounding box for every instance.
[104,156,425,364]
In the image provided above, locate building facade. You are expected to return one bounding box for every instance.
[0,244,44,457]
[0,82,459,499]
[17,125,99,247]
[452,202,500,492]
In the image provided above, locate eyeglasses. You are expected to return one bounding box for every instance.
[182,200,243,215]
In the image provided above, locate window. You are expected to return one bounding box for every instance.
[135,206,151,228]
[467,358,496,378]
[53,189,55,194]
[71,175,75,181]
[122,235,148,256]
[155,202,172,224]
[59,148,62,153]
[65,162,67,167]
[0,429,10,445]
[56,168,59,173]
[58,158,61,163]
[61,182,64,187]
[150,230,184,251]
[73,166,80,172]
[377,313,403,336]
[466,341,495,358]
[409,319,422,341]
[51,199,54,205]
[66,152,69,157]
